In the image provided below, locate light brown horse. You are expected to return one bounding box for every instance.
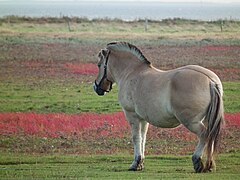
[94,42,224,173]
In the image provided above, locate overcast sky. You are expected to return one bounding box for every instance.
[1,0,240,2]
[39,0,238,1]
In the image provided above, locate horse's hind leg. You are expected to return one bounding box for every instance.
[184,121,207,173]
[193,132,215,173]
[204,142,216,172]
[191,121,216,173]
[192,133,207,173]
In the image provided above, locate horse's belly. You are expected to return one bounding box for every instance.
[150,118,180,128]
[135,98,180,128]
[144,113,180,128]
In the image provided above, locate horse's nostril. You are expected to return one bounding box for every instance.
[93,83,97,92]
[93,83,105,96]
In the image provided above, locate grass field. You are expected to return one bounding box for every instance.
[0,81,239,114]
[0,17,240,179]
[0,82,120,113]
[0,152,239,179]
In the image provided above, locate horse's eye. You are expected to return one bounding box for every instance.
[97,64,101,68]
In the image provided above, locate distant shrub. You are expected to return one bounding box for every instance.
[1,16,239,25]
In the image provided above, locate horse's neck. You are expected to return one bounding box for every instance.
[109,53,149,83]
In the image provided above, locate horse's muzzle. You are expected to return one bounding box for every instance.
[93,81,105,96]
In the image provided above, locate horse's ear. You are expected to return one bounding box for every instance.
[98,50,102,58]
[101,49,109,57]
[98,49,110,60]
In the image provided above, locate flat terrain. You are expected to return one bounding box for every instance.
[0,17,239,179]
[0,152,239,179]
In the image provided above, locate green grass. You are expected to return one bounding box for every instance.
[223,82,240,113]
[0,81,239,114]
[0,81,121,114]
[0,152,239,179]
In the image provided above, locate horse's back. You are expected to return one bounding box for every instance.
[176,65,222,86]
[171,65,223,95]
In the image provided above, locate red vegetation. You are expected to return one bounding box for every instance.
[210,68,240,81]
[0,112,239,139]
[225,113,240,127]
[0,112,129,138]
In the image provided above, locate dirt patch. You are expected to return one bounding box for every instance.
[64,63,98,75]
[1,43,239,83]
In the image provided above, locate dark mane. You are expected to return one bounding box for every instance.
[107,42,151,65]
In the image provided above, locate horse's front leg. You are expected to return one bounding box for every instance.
[141,120,149,168]
[124,111,146,171]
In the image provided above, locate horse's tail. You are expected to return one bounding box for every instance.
[205,81,225,170]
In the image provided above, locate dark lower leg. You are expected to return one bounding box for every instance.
[129,155,144,171]
[204,159,215,172]
[192,155,204,173]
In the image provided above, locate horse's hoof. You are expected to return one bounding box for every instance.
[192,155,204,173]
[203,168,212,173]
[203,160,215,173]
[129,155,144,171]
[128,166,143,171]
[128,167,137,171]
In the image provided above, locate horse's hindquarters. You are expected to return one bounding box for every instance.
[170,69,212,125]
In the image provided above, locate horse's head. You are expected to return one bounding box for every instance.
[94,48,114,96]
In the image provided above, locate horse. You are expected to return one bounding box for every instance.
[93,41,224,173]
